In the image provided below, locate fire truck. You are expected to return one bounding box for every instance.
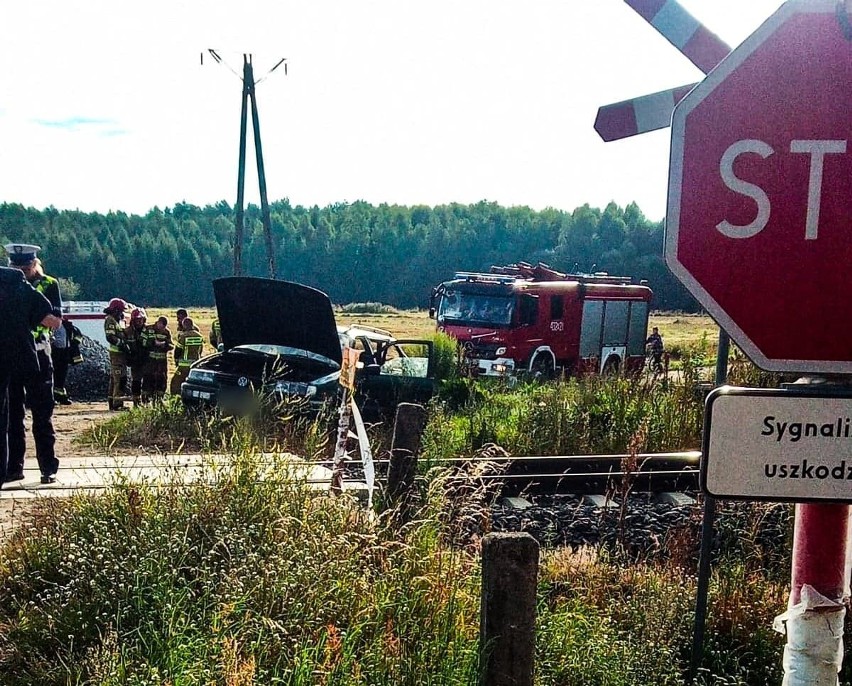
[429,262,653,378]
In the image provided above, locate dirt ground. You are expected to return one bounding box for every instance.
[1,401,107,541]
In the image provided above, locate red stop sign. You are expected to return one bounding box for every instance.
[666,0,852,374]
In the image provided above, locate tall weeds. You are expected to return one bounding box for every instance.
[0,453,481,685]
[423,372,703,462]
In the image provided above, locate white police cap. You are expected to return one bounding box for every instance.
[4,243,41,266]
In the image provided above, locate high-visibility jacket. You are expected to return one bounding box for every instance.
[142,325,173,360]
[175,328,204,368]
[31,274,62,345]
[104,314,125,354]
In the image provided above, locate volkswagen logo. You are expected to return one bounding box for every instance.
[237,376,249,388]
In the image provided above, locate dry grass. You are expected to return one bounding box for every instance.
[650,312,719,355]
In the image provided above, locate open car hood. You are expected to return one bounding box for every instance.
[213,277,342,366]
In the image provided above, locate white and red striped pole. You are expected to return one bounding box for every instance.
[595,0,731,141]
[623,0,730,73]
[594,83,695,141]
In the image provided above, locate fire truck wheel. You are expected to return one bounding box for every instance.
[530,356,554,380]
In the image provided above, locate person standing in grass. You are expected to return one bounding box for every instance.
[143,316,172,402]
[169,317,204,395]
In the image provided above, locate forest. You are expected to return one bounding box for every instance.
[0,199,697,311]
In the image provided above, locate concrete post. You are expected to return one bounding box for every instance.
[386,403,428,519]
[479,532,539,686]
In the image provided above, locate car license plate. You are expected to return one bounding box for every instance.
[192,390,212,399]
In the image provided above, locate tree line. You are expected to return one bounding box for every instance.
[0,199,697,311]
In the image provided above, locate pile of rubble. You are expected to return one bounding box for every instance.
[66,335,110,402]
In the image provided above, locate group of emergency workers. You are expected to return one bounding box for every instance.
[103,302,206,410]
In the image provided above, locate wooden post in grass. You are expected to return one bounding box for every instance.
[479,532,539,686]
[386,403,428,520]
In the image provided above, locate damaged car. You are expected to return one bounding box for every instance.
[181,276,435,415]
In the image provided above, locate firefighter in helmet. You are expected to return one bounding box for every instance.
[170,316,204,395]
[103,297,129,410]
[125,307,149,407]
[142,316,173,402]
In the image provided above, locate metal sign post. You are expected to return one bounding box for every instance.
[601,0,852,680]
[665,1,852,680]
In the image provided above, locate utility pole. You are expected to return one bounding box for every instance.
[205,50,287,279]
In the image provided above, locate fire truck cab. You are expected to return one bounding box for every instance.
[429,262,652,378]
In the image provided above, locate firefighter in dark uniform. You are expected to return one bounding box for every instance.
[142,316,172,402]
[0,265,60,486]
[103,298,129,410]
[125,308,149,407]
[4,244,63,484]
[51,318,83,405]
[170,317,204,395]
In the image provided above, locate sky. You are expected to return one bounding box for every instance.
[0,0,786,222]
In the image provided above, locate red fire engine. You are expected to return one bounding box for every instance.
[429,262,653,378]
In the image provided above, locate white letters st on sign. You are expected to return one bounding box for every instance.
[715,138,847,240]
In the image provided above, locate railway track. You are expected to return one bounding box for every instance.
[333,450,702,507]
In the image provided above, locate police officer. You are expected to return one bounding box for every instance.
[2,245,62,485]
[51,318,83,404]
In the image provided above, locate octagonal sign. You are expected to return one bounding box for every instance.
[667,0,852,374]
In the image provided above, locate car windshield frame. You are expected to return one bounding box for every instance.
[437,290,514,328]
[232,344,341,369]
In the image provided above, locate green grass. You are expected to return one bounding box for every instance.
[0,454,482,684]
[30,336,804,684]
[82,395,337,460]
[424,368,705,463]
[0,451,793,685]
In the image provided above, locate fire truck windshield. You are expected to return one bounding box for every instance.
[437,290,513,327]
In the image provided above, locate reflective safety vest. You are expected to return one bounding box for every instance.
[175,329,204,367]
[32,274,60,344]
[143,325,173,361]
[104,314,125,354]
